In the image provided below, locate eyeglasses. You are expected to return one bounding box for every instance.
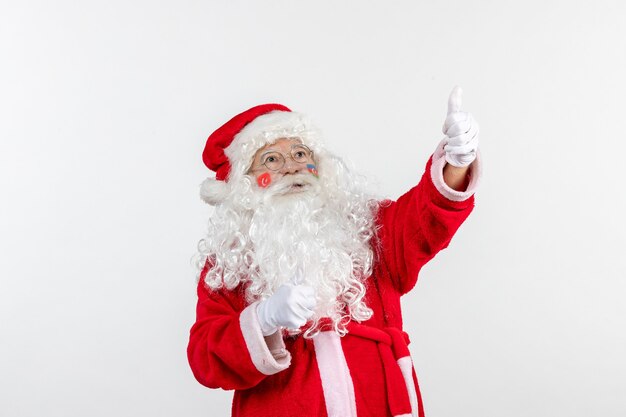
[250,144,314,172]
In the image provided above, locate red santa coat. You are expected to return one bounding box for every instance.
[188,144,481,417]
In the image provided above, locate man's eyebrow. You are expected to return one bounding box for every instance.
[259,149,279,158]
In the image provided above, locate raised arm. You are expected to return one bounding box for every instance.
[374,87,482,295]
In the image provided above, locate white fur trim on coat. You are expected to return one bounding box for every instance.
[397,356,419,417]
[239,301,291,375]
[313,331,358,417]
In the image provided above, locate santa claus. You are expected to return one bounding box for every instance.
[188,87,481,417]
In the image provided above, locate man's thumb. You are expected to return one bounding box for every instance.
[447,85,463,115]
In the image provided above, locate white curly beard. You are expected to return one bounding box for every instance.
[196,158,378,337]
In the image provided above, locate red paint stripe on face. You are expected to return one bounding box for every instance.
[257,172,272,188]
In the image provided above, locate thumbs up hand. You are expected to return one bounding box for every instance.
[442,86,479,168]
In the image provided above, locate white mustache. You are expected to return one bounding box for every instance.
[268,173,316,194]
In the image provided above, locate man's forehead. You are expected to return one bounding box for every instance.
[256,137,303,153]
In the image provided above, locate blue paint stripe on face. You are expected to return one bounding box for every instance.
[306,164,319,178]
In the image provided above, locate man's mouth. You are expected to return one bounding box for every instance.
[286,182,309,193]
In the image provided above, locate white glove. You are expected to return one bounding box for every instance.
[256,283,317,336]
[442,86,479,168]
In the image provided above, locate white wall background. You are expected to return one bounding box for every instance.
[1,1,625,416]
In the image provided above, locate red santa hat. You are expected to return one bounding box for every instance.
[200,103,320,205]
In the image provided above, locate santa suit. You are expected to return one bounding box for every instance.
[188,143,481,417]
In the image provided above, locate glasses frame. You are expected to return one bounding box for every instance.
[249,143,315,172]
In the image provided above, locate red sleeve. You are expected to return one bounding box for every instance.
[375,154,478,295]
[187,263,291,390]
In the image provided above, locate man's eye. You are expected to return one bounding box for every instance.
[265,156,276,163]
[294,151,305,158]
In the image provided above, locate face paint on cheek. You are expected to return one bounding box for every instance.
[257,172,272,188]
[306,164,319,178]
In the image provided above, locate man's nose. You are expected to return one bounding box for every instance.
[280,157,303,174]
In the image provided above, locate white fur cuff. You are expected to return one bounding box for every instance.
[430,138,482,202]
[239,301,291,375]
